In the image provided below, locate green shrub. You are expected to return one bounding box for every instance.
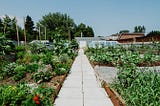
[2,62,17,77]
[0,84,54,106]
[16,46,26,60]
[26,63,39,73]
[13,65,26,81]
[69,39,79,50]
[59,54,69,63]
[32,65,53,83]
[30,54,40,62]
[0,84,29,106]
[16,45,26,52]
[32,71,53,83]
[54,63,69,75]
[22,84,54,106]
[40,52,52,65]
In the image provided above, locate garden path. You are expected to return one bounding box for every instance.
[54,49,113,106]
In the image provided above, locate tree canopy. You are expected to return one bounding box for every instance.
[119,30,130,34]
[146,31,160,37]
[37,12,94,40]
[134,26,145,33]
[37,12,76,40]
[74,23,94,37]
[25,15,36,41]
[0,13,95,42]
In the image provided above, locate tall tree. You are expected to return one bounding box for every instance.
[25,15,35,41]
[10,17,17,40]
[2,15,17,40]
[134,25,145,33]
[134,26,138,33]
[86,26,94,37]
[74,23,94,37]
[3,15,12,35]
[37,12,76,40]
[37,12,94,40]
[142,25,146,33]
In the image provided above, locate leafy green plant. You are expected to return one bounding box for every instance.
[40,52,53,65]
[0,84,55,106]
[13,65,27,81]
[0,84,29,106]
[2,62,17,77]
[112,70,160,106]
[86,44,160,106]
[143,51,157,64]
[59,54,70,63]
[26,63,39,73]
[32,65,53,83]
[69,39,79,50]
[54,63,70,75]
[22,84,54,106]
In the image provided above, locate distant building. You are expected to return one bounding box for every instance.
[75,36,105,44]
[75,33,146,45]
[118,33,144,40]
[117,33,145,43]
[105,34,119,40]
[106,33,145,43]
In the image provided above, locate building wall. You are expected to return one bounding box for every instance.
[118,36,160,43]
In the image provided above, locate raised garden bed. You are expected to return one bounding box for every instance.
[86,45,160,106]
[102,81,125,106]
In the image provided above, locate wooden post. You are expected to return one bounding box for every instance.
[39,27,41,42]
[23,17,27,46]
[15,17,20,46]
[36,30,38,40]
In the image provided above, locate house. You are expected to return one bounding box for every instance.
[118,33,144,40]
[113,33,145,43]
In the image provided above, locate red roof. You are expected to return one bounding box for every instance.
[118,33,144,40]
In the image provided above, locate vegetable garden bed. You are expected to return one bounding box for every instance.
[86,43,160,106]
[0,37,78,106]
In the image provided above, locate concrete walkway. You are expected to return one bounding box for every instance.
[54,49,113,106]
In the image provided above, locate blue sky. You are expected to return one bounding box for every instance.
[0,0,160,36]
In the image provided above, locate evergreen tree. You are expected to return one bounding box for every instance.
[0,18,3,33]
[2,15,17,40]
[134,25,145,33]
[25,15,35,41]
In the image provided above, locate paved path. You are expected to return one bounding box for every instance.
[54,49,113,106]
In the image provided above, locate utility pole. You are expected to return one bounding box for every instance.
[23,17,27,46]
[15,17,20,46]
